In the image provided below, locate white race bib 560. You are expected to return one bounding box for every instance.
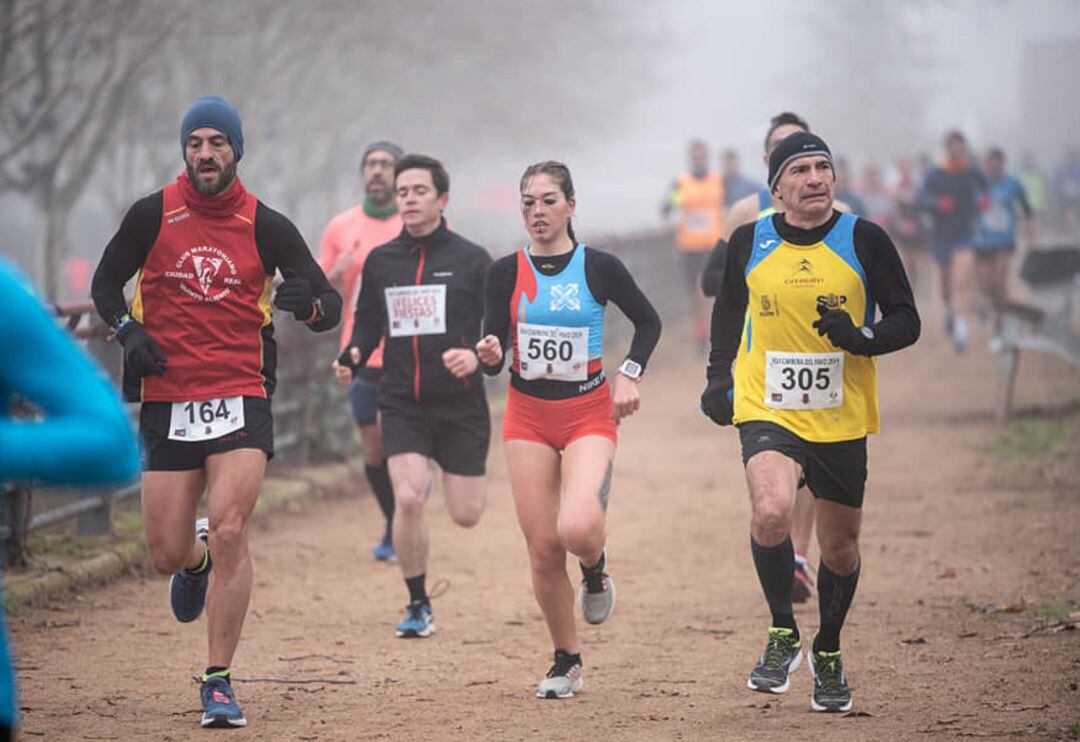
[517,322,589,382]
[169,396,245,442]
[764,351,843,410]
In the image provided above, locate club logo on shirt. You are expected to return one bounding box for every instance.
[759,294,779,318]
[165,246,242,302]
[550,283,581,312]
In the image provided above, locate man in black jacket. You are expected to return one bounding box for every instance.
[339,154,492,639]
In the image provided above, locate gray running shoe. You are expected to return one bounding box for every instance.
[747,627,803,693]
[810,646,853,712]
[578,553,616,625]
[536,650,583,699]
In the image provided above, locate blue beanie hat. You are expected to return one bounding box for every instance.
[180,96,244,161]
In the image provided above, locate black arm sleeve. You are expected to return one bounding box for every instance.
[853,219,921,355]
[255,202,342,333]
[706,224,752,381]
[347,252,386,369]
[91,192,163,328]
[480,254,516,375]
[1016,181,1033,218]
[700,239,727,297]
[584,248,662,370]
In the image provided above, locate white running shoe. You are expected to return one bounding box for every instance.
[536,650,583,699]
[578,552,616,625]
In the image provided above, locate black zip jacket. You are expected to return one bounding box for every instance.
[344,219,492,401]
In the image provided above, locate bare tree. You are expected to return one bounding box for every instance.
[0,0,175,300]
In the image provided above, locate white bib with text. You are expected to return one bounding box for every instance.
[385,284,447,337]
[169,396,245,442]
[516,322,589,382]
[763,351,844,410]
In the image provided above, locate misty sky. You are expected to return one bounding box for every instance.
[536,0,1080,241]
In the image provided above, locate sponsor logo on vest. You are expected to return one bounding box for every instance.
[816,293,848,311]
[758,239,778,251]
[784,258,824,287]
[167,211,190,225]
[550,283,580,312]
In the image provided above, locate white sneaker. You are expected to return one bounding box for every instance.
[579,552,616,625]
[536,650,583,699]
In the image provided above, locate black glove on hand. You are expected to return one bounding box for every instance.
[274,270,315,320]
[117,321,167,378]
[337,345,361,380]
[812,304,871,355]
[700,375,735,426]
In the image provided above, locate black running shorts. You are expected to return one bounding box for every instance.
[379,389,490,476]
[140,396,274,472]
[738,420,867,509]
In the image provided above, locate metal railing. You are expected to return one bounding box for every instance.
[2,227,685,568]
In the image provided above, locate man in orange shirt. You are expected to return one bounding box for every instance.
[663,139,724,353]
[323,141,404,562]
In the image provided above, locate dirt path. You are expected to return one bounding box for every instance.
[11,307,1080,741]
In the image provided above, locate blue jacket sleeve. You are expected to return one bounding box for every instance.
[0,259,140,486]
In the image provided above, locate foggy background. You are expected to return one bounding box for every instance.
[2,0,1079,301]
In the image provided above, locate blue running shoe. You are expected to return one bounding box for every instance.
[200,675,246,728]
[371,534,396,562]
[170,518,210,623]
[395,601,435,638]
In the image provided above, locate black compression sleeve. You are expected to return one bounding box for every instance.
[255,202,342,333]
[347,253,386,368]
[481,254,516,375]
[91,192,162,327]
[853,219,921,355]
[583,248,662,369]
[707,224,751,381]
[1016,182,1033,219]
[701,239,727,297]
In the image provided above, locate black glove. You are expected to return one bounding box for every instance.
[274,270,315,320]
[337,345,361,380]
[116,320,167,378]
[700,375,735,426]
[812,304,871,355]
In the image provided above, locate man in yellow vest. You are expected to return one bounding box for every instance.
[663,139,724,352]
[701,132,919,712]
[702,113,852,606]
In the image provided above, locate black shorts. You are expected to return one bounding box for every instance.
[379,390,490,476]
[679,250,710,291]
[738,420,867,509]
[140,396,274,472]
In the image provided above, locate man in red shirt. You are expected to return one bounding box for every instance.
[323,141,404,563]
[92,96,341,729]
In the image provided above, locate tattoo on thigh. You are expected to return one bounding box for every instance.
[597,460,613,511]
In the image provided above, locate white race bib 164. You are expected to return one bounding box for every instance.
[385,285,447,337]
[169,396,245,442]
[764,351,843,410]
[517,322,589,382]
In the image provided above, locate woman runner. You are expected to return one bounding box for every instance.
[476,161,661,698]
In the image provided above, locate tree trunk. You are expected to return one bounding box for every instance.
[40,181,66,303]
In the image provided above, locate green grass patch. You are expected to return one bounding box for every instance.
[1030,601,1073,621]
[984,416,1074,460]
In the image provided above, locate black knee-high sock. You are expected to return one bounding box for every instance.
[814,560,861,654]
[751,536,797,634]
[405,574,428,605]
[364,462,395,537]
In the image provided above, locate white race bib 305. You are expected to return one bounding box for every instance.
[517,322,589,382]
[386,285,447,337]
[169,396,245,442]
[764,351,843,410]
